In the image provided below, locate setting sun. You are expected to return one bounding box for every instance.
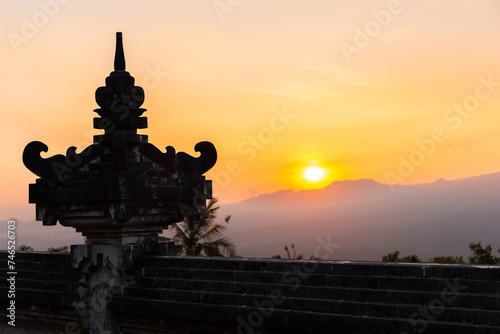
[282,160,343,190]
[298,161,337,189]
[302,166,327,183]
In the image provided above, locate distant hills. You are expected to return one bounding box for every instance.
[219,172,500,261]
[7,172,500,261]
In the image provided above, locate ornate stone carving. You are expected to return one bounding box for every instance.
[23,32,216,243]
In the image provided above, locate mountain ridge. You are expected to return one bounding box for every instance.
[231,171,500,206]
[219,171,500,260]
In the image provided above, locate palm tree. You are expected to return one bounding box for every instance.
[169,198,236,257]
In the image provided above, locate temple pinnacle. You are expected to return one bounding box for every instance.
[114,32,126,71]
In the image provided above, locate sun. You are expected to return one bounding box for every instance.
[301,166,328,184]
[286,160,341,190]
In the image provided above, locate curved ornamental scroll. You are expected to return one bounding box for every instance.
[23,141,104,183]
[176,141,217,176]
[140,141,217,176]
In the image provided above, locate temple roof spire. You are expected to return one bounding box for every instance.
[114,32,126,71]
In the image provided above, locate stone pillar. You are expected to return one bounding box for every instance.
[71,243,169,333]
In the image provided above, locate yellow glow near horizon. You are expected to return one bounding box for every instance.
[302,166,327,183]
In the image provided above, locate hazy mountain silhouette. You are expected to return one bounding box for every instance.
[7,172,500,260]
[219,172,500,261]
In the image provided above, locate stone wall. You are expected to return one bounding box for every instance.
[1,251,499,333]
[0,251,81,333]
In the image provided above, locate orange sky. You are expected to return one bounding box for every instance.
[2,0,500,220]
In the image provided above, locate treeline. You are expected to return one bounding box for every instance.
[382,242,500,265]
[19,245,69,252]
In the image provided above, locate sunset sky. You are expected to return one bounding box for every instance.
[2,0,500,221]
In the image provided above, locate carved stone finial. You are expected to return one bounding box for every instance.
[114,32,125,71]
[94,32,145,117]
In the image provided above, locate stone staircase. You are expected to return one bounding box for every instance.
[112,256,500,333]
